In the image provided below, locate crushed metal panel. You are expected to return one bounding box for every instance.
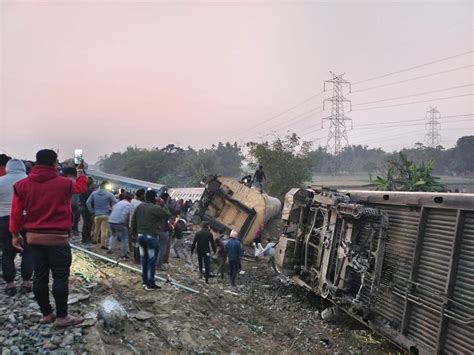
[276,188,474,354]
[444,211,474,354]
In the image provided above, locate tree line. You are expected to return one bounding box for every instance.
[98,135,473,199]
[309,135,474,177]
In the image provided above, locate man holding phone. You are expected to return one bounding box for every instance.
[10,149,88,327]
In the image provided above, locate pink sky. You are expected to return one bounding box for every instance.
[1,0,473,162]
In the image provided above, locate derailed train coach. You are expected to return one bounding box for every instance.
[275,188,474,354]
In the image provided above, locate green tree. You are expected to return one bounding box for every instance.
[451,136,474,174]
[375,152,446,192]
[247,133,312,199]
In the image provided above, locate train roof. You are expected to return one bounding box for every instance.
[168,187,204,201]
[88,170,166,191]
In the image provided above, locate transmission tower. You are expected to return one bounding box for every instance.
[322,72,352,154]
[425,106,441,147]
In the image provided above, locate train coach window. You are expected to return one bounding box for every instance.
[383,194,389,201]
[434,196,443,204]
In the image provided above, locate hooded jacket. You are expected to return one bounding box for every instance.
[0,160,27,217]
[9,165,88,235]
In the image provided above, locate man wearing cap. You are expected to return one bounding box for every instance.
[225,230,242,287]
[191,222,216,284]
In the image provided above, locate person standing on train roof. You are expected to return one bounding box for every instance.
[86,180,117,249]
[131,189,171,291]
[9,149,88,326]
[252,165,266,193]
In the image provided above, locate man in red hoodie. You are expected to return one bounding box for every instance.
[10,149,88,327]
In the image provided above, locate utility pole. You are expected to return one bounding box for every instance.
[425,106,441,147]
[322,72,352,154]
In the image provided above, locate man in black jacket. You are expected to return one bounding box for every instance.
[191,222,216,284]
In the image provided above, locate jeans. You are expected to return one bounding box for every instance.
[30,244,72,318]
[0,216,33,283]
[81,207,93,243]
[198,253,211,283]
[94,215,109,247]
[108,223,129,257]
[157,232,169,268]
[229,258,239,286]
[138,234,159,287]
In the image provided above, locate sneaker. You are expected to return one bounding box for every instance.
[145,283,162,291]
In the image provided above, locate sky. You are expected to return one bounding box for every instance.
[1,0,473,162]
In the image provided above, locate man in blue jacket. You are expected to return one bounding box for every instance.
[86,180,117,249]
[224,230,242,287]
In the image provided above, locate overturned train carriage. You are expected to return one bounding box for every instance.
[275,188,474,354]
[194,175,281,245]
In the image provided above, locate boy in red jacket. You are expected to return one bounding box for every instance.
[10,149,88,327]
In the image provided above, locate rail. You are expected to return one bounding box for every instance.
[70,243,200,294]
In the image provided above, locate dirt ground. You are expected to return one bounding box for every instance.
[67,234,402,355]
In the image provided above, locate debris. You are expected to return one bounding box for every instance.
[224,290,239,296]
[97,296,128,330]
[67,293,91,305]
[131,311,154,321]
[321,307,341,322]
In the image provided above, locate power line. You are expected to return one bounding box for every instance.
[230,90,325,139]
[352,84,474,107]
[351,65,474,94]
[352,93,473,112]
[349,119,472,132]
[352,50,473,85]
[354,114,474,127]
[242,105,324,142]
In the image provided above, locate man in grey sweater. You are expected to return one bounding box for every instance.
[86,180,116,249]
[0,159,33,296]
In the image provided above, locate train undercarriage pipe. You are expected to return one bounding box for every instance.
[70,243,200,294]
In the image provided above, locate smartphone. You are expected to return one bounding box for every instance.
[74,149,83,165]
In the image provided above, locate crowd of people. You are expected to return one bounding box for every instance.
[0,150,271,328]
